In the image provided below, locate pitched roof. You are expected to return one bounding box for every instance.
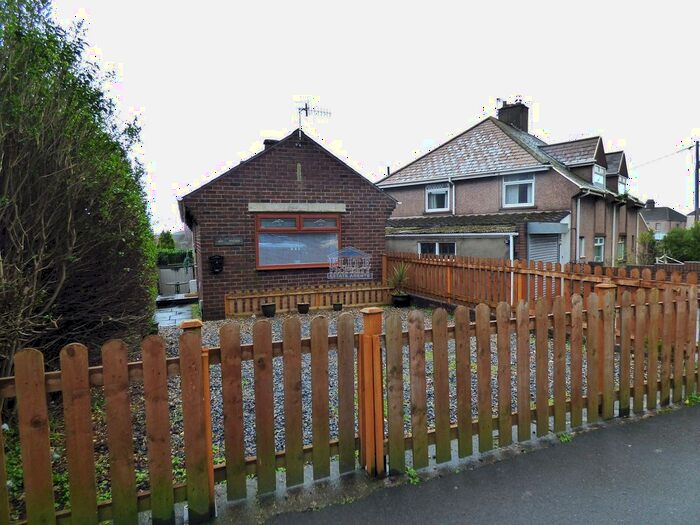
[386,210,571,235]
[605,151,625,175]
[377,117,623,197]
[179,129,395,221]
[640,207,687,224]
[540,137,602,166]
[378,118,546,186]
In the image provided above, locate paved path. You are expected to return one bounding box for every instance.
[154,305,193,327]
[268,406,700,525]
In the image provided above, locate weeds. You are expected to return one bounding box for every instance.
[557,432,572,444]
[405,467,420,485]
[686,392,700,406]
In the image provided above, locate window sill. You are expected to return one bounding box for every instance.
[424,209,451,214]
[500,205,537,211]
[257,263,330,271]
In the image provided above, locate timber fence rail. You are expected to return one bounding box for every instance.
[385,252,698,311]
[2,284,698,523]
[224,282,390,317]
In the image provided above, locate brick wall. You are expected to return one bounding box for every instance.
[182,132,396,320]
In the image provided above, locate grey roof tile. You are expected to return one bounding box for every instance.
[605,151,624,175]
[640,207,687,223]
[540,137,600,166]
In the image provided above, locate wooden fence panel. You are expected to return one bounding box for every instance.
[220,322,247,499]
[454,306,473,457]
[311,316,331,480]
[633,289,647,414]
[516,301,531,440]
[661,288,673,406]
[586,294,600,423]
[647,288,660,410]
[496,302,512,446]
[535,298,549,436]
[408,310,428,468]
[553,296,566,433]
[476,304,493,451]
[253,320,276,494]
[688,285,698,394]
[337,312,356,475]
[386,313,405,475]
[674,289,687,404]
[619,292,632,418]
[60,343,98,524]
[601,288,615,420]
[281,318,303,487]
[14,349,56,525]
[570,294,584,427]
[102,340,138,525]
[432,308,451,463]
[141,336,175,525]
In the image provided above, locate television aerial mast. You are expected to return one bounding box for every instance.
[297,101,331,139]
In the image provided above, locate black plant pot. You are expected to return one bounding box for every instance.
[261,303,276,318]
[332,302,343,311]
[392,294,411,308]
[297,302,310,314]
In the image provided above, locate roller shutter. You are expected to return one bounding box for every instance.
[528,234,560,264]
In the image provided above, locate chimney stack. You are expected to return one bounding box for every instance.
[497,101,529,132]
[645,199,656,209]
[263,139,279,149]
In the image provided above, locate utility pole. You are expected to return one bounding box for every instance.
[696,140,699,224]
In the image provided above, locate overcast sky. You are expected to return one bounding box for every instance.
[52,1,700,231]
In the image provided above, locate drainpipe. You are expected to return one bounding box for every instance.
[449,176,455,215]
[509,233,515,305]
[612,204,618,267]
[576,196,582,261]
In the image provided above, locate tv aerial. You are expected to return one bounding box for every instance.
[297,101,331,139]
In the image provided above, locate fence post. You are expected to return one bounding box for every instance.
[359,307,385,477]
[179,319,216,521]
[595,283,616,419]
[381,254,388,286]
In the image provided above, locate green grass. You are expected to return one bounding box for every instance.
[557,432,573,444]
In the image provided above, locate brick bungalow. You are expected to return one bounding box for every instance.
[179,130,396,320]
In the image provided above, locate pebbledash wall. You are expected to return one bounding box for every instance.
[180,131,396,320]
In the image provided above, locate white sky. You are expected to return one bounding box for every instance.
[52,1,700,231]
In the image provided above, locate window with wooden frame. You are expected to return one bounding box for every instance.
[256,214,340,269]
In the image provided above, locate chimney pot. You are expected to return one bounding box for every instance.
[645,199,656,209]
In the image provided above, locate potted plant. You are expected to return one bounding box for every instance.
[332,302,343,311]
[297,302,310,314]
[389,262,411,307]
[261,302,276,318]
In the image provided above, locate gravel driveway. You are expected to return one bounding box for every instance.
[156,307,615,458]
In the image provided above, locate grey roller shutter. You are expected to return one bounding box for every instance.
[528,234,560,264]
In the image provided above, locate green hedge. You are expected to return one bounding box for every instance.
[157,249,193,267]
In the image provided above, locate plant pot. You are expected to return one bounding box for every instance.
[332,302,343,312]
[261,303,276,318]
[392,294,411,308]
[297,302,310,314]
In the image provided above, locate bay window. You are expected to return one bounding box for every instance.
[256,214,340,269]
[425,183,450,212]
[503,174,534,207]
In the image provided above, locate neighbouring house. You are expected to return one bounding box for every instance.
[178,129,396,320]
[640,200,686,239]
[377,101,645,266]
[685,209,700,228]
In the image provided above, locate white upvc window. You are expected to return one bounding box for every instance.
[592,165,606,189]
[618,176,627,195]
[617,237,626,261]
[418,242,456,255]
[425,183,450,212]
[578,236,586,261]
[502,174,535,207]
[594,236,605,262]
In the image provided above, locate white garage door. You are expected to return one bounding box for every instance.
[528,234,560,264]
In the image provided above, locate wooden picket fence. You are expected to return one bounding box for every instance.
[224,282,390,317]
[385,252,698,312]
[2,283,698,523]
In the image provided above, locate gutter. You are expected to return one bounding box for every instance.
[378,165,550,189]
[386,232,518,238]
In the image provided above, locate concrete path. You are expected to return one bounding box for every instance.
[267,406,700,525]
[154,304,193,327]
